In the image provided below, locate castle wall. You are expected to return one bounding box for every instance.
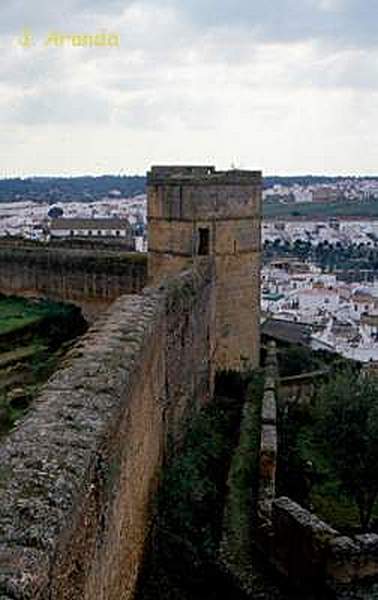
[0,244,147,321]
[251,346,378,598]
[0,166,262,597]
[0,263,215,600]
[270,498,378,596]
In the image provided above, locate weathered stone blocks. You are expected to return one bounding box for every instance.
[0,263,215,599]
[147,166,262,372]
[0,244,147,321]
[261,390,276,425]
[272,497,338,583]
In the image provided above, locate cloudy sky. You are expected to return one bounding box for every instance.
[0,0,377,176]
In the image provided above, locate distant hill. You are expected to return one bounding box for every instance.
[1,174,377,212]
[263,175,378,188]
[0,176,146,203]
[263,198,378,220]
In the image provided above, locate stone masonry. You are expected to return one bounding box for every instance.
[0,243,147,321]
[0,263,215,599]
[0,164,262,599]
[254,345,378,598]
[147,165,262,372]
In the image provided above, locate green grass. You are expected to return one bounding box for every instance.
[0,303,42,335]
[0,343,47,369]
[0,393,26,435]
[263,198,378,220]
[0,295,87,438]
[137,395,245,600]
[0,296,70,335]
[158,403,239,556]
[223,371,264,562]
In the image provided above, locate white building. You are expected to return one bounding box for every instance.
[292,187,313,203]
[50,218,133,245]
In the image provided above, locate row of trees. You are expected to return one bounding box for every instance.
[281,366,378,532]
[0,175,146,203]
[264,238,378,275]
[315,370,378,531]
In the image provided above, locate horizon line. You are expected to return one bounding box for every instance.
[1,172,378,180]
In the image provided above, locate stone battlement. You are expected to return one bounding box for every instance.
[147,165,261,185]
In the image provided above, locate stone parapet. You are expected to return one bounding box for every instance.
[253,340,378,596]
[271,497,338,584]
[257,343,278,521]
[147,165,261,187]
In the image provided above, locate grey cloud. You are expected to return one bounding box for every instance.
[0,0,377,134]
[72,0,130,13]
[284,46,378,91]
[5,89,111,125]
[115,92,221,130]
[1,0,376,50]
[0,0,130,34]
[145,0,378,48]
[0,48,71,89]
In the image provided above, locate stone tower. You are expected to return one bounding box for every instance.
[147,165,262,371]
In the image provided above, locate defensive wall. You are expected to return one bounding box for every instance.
[0,165,262,599]
[0,262,215,599]
[254,345,378,599]
[0,243,147,321]
[278,369,329,405]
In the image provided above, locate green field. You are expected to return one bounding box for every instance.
[263,198,378,219]
[0,343,47,369]
[0,297,48,335]
[0,295,87,437]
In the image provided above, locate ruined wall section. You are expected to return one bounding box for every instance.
[0,262,215,600]
[251,345,378,597]
[0,245,147,321]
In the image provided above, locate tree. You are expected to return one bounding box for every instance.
[315,369,378,531]
[48,206,64,219]
[279,345,317,377]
